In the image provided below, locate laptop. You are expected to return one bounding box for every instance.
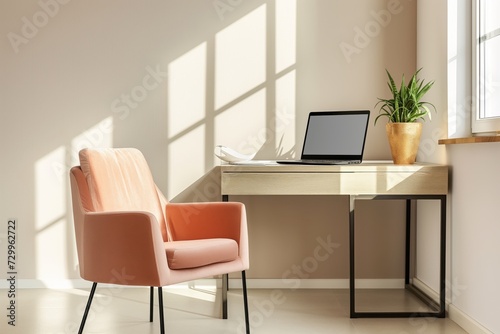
[277,110,370,165]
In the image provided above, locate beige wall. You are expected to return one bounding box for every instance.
[0,0,417,284]
[240,196,407,280]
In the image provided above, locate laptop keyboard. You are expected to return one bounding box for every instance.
[299,160,351,165]
[278,159,361,165]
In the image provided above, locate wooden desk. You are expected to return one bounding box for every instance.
[219,162,448,318]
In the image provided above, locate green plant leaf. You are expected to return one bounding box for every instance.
[374,68,435,125]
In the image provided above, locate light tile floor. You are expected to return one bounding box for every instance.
[1,287,468,334]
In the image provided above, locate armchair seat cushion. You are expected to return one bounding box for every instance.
[165,238,238,270]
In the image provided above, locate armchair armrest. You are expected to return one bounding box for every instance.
[166,202,246,241]
[80,210,169,286]
[166,202,249,267]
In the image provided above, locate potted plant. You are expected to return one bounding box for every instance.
[375,68,435,164]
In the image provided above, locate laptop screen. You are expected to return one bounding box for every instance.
[301,110,370,160]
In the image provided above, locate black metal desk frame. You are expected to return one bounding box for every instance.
[219,163,448,320]
[349,194,447,318]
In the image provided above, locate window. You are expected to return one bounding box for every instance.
[472,0,500,133]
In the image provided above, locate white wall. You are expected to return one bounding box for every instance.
[418,0,500,333]
[448,143,500,334]
[415,0,449,296]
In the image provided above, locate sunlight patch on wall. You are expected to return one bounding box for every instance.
[70,117,114,166]
[168,42,207,138]
[275,0,297,157]
[214,89,266,155]
[275,0,297,73]
[34,146,67,279]
[275,70,296,157]
[447,0,458,137]
[33,118,114,280]
[215,4,266,109]
[168,125,206,199]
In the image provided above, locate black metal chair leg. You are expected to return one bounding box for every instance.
[150,286,154,322]
[78,282,97,334]
[78,281,245,333]
[242,271,250,334]
[222,273,229,319]
[158,287,165,334]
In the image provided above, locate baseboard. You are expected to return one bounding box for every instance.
[1,279,91,289]
[410,278,493,334]
[0,278,219,290]
[229,278,405,289]
[411,277,446,306]
[1,278,405,290]
[448,304,494,334]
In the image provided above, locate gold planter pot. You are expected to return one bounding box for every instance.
[386,122,422,165]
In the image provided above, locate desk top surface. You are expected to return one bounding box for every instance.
[219,161,448,173]
[219,161,448,195]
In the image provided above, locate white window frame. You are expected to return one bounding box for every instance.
[472,0,500,134]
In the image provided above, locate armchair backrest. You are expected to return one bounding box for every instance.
[79,148,169,241]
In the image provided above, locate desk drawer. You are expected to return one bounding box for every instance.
[221,171,448,195]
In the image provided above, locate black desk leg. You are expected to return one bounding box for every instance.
[439,195,447,317]
[349,195,356,318]
[405,199,412,285]
[222,194,229,319]
[350,195,446,318]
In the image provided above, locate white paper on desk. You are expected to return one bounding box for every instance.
[214,145,256,163]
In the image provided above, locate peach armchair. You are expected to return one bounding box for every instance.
[70,148,250,333]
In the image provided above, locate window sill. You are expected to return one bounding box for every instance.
[438,136,500,145]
